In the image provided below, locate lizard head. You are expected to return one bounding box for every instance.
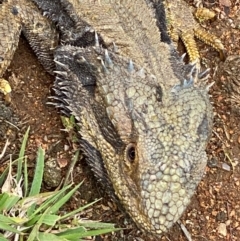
[53,44,213,236]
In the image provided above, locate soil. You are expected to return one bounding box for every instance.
[0,0,240,240]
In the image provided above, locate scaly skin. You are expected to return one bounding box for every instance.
[56,0,186,89]
[0,0,58,99]
[54,43,213,236]
[50,0,213,236]
[0,0,213,236]
[163,0,225,64]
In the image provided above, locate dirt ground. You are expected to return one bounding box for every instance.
[0,0,240,240]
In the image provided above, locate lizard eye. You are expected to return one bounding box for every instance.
[126,143,136,163]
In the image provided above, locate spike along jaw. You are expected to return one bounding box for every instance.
[53,44,213,236]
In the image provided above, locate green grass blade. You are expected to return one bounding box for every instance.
[0,167,9,188]
[0,193,10,210]
[0,214,19,224]
[0,235,9,241]
[37,232,67,241]
[29,147,45,196]
[57,227,86,239]
[57,227,120,239]
[49,182,82,214]
[0,193,21,212]
[19,191,55,221]
[28,206,56,240]
[17,127,30,182]
[24,156,28,197]
[0,222,23,234]
[78,228,121,238]
[29,185,72,218]
[40,214,59,226]
[59,198,100,221]
[28,214,59,227]
[27,224,39,241]
[78,221,116,229]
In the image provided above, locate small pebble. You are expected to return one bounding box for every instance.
[221,162,231,171]
[218,223,227,236]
